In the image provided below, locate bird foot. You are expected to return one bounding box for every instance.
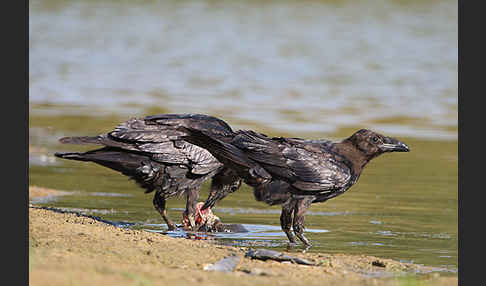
[286,242,297,251]
[294,231,312,252]
[188,216,197,231]
[301,244,312,253]
[166,223,177,231]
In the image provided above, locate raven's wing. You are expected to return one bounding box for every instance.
[232,131,352,193]
[111,117,223,175]
[139,113,243,175]
[60,117,222,175]
[143,113,234,138]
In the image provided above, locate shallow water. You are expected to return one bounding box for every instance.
[29,0,457,273]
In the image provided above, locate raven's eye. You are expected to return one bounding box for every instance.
[372,136,379,143]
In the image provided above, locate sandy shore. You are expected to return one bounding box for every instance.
[28,186,457,286]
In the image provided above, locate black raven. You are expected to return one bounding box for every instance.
[150,114,410,247]
[54,115,241,231]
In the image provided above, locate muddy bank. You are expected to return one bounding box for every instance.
[29,187,457,286]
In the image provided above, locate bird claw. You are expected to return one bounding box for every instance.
[295,231,312,249]
[283,230,297,244]
[285,239,311,252]
[187,215,197,231]
[301,244,312,253]
[166,221,177,231]
[286,242,297,251]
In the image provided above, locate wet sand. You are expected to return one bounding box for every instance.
[29,187,457,286]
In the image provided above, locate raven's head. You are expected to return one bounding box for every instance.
[347,129,410,159]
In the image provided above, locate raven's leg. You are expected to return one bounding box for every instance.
[184,188,200,231]
[281,198,297,244]
[292,197,313,248]
[153,194,177,230]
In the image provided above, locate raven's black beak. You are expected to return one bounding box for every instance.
[380,137,410,152]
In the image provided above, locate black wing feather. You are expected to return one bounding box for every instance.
[58,116,223,176]
[228,130,351,193]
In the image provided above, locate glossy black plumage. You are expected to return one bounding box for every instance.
[160,114,410,246]
[55,114,241,230]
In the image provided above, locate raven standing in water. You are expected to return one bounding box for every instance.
[150,114,410,247]
[55,115,241,231]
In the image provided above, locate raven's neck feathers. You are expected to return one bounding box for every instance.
[333,140,370,176]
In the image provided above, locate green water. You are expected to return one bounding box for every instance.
[29,110,457,272]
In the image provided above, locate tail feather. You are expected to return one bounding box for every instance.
[59,135,140,151]
[56,148,143,169]
[54,152,91,161]
[59,136,104,145]
[55,148,163,193]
